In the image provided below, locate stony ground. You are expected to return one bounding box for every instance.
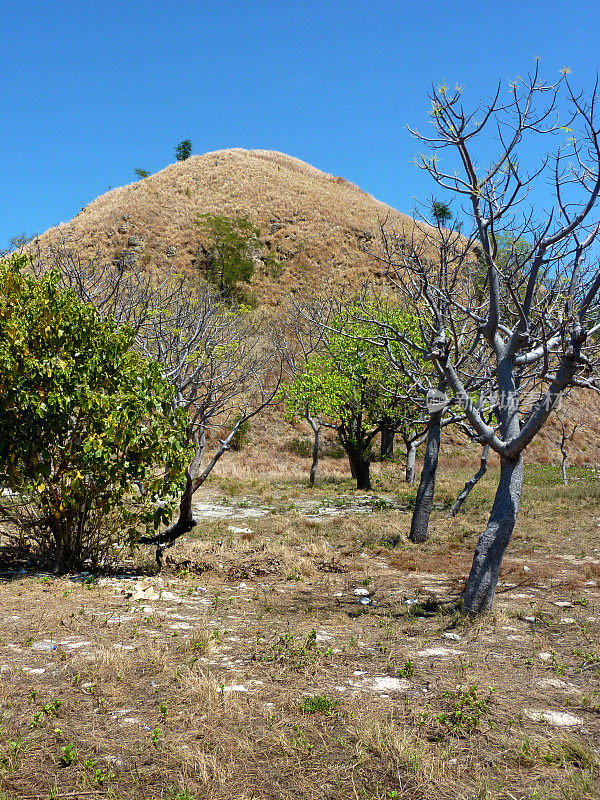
[1,465,599,800]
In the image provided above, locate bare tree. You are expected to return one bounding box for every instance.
[553,399,588,484]
[353,218,491,542]
[390,67,600,613]
[133,283,283,552]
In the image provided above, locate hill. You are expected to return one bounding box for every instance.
[35,149,416,304]
[31,148,600,468]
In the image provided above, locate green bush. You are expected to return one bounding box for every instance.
[0,255,190,572]
[229,418,251,452]
[196,213,260,300]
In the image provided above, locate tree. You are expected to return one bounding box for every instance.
[133,277,282,555]
[391,67,600,613]
[134,168,150,179]
[431,199,453,225]
[552,399,587,485]
[361,215,487,541]
[0,255,189,572]
[174,139,192,161]
[284,300,423,490]
[196,213,261,300]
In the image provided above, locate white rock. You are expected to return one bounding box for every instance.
[353,588,370,597]
[523,566,531,572]
[417,647,463,657]
[560,617,576,624]
[538,652,553,661]
[130,582,159,601]
[353,670,368,676]
[442,632,461,641]
[227,526,253,534]
[554,601,573,608]
[160,591,182,602]
[372,677,411,692]
[218,684,248,693]
[538,678,581,693]
[523,709,583,727]
[524,616,536,623]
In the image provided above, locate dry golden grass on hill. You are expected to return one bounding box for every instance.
[35,149,418,304]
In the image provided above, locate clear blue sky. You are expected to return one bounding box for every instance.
[2,0,599,249]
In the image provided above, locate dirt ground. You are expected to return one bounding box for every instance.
[1,461,599,800]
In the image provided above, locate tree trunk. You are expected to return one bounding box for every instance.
[560,445,568,485]
[463,454,524,613]
[409,409,442,543]
[405,443,417,484]
[448,444,489,517]
[346,448,371,490]
[309,423,320,486]
[380,424,395,460]
[154,470,198,548]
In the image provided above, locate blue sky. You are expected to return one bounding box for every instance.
[2,0,599,249]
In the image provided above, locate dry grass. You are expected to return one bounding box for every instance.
[1,461,600,800]
[32,148,421,305]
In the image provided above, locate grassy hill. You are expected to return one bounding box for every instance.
[36,149,418,304]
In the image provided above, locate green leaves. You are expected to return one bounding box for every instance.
[285,302,425,441]
[196,213,261,300]
[0,255,190,570]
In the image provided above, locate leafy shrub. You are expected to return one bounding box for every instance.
[196,213,260,301]
[0,255,190,572]
[229,417,251,452]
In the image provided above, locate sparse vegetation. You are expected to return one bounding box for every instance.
[3,71,600,800]
[196,213,261,301]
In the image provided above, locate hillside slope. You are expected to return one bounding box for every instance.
[36,149,415,304]
[33,148,600,466]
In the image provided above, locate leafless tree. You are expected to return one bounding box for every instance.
[382,66,600,613]
[132,283,283,553]
[553,398,588,484]
[276,300,330,485]
[352,219,492,543]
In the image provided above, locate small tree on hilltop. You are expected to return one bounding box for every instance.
[0,255,189,572]
[175,139,192,161]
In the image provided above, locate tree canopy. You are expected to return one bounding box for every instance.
[0,255,190,571]
[284,301,424,489]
